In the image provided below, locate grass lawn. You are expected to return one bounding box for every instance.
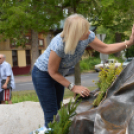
[12,86,97,103]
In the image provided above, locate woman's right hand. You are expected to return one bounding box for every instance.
[71,85,90,97]
[128,25,134,46]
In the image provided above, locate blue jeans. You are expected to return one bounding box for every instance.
[32,66,64,127]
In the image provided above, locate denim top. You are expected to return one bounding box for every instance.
[35,30,95,76]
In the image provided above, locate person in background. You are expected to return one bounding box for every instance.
[31,14,134,134]
[0,54,15,104]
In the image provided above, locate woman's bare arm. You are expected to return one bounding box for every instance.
[89,25,134,54]
[48,50,70,88]
[48,50,90,97]
[89,37,127,54]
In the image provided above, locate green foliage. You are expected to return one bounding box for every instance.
[63,0,97,17]
[12,90,39,103]
[94,0,134,47]
[93,51,100,58]
[1,0,134,46]
[93,63,123,107]
[101,0,114,7]
[0,0,64,45]
[98,0,134,28]
[80,57,101,72]
[96,26,115,44]
[46,96,81,134]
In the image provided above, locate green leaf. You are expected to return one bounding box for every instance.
[101,0,114,7]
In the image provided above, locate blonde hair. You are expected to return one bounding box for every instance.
[61,14,90,55]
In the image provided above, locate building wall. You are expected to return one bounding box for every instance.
[0,51,13,66]
[0,37,11,51]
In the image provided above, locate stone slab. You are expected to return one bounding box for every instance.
[0,99,72,134]
[0,101,44,134]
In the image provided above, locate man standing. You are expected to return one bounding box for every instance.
[0,54,15,104]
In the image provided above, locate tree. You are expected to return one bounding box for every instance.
[0,0,64,70]
[93,0,134,56]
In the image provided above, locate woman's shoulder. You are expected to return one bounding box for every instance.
[51,33,62,42]
[88,30,95,43]
[50,33,64,47]
[89,30,95,36]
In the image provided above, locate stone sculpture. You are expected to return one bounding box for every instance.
[69,59,134,134]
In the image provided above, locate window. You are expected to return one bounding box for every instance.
[38,39,44,46]
[26,50,31,65]
[12,50,18,66]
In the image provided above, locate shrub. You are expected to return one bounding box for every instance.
[80,57,100,72]
[93,63,123,107]
[46,96,81,134]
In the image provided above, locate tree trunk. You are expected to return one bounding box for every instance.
[74,61,81,98]
[31,30,39,71]
[71,1,81,86]
[114,32,122,57]
[74,61,81,85]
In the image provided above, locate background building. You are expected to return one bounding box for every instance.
[0,32,54,75]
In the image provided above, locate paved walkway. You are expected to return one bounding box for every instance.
[15,75,32,83]
[14,70,95,83]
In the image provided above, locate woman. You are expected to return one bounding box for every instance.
[31,14,134,134]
